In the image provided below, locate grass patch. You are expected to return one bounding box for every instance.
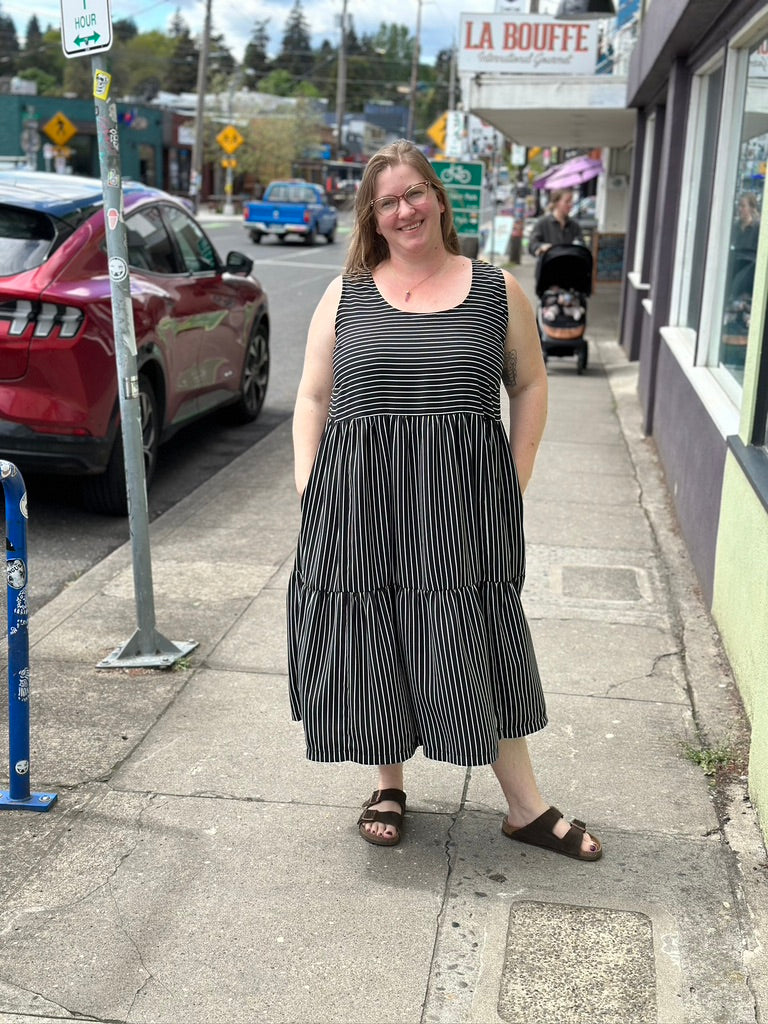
[680,738,739,777]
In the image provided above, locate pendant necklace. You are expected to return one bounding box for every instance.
[390,255,450,303]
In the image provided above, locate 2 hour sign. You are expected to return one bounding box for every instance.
[60,0,113,57]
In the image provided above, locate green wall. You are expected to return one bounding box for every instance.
[713,457,768,820]
[0,95,165,185]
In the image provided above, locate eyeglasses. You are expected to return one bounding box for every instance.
[370,181,432,216]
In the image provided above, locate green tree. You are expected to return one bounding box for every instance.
[113,18,138,44]
[122,30,175,99]
[239,100,322,183]
[166,11,198,93]
[0,7,20,75]
[208,31,235,85]
[18,68,59,94]
[33,28,66,91]
[244,19,271,82]
[257,68,297,97]
[18,15,42,72]
[274,0,313,79]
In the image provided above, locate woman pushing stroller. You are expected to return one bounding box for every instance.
[529,189,584,256]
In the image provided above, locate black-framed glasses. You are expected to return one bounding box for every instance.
[370,181,432,216]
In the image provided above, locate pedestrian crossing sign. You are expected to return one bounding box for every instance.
[43,112,77,146]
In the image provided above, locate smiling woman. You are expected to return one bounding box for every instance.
[286,138,602,861]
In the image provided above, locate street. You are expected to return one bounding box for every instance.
[12,217,348,613]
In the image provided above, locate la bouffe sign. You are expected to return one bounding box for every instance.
[458,14,598,75]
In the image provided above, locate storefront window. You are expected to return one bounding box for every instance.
[719,37,768,386]
[684,65,723,331]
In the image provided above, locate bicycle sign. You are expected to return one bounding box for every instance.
[436,164,472,185]
[431,160,484,237]
[433,161,483,189]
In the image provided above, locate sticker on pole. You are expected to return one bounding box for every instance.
[60,0,113,58]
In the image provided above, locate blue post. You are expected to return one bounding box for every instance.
[0,461,57,812]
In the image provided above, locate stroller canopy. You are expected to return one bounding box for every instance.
[535,243,593,298]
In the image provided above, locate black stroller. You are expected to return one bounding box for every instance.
[534,243,593,374]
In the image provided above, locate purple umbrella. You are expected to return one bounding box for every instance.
[532,164,564,189]
[543,155,604,190]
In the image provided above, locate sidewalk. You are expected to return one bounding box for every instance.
[0,254,766,1024]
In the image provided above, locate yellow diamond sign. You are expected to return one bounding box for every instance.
[427,113,447,151]
[216,124,244,154]
[43,112,77,147]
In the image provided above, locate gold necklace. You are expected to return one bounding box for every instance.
[388,255,450,303]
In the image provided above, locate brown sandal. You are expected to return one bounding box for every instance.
[358,788,406,847]
[501,806,602,861]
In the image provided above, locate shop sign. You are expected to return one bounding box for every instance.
[458,14,597,75]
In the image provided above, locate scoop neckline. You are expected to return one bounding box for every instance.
[368,258,476,314]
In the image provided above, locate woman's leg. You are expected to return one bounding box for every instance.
[361,762,405,841]
[492,738,598,854]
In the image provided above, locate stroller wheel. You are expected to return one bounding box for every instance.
[577,341,588,375]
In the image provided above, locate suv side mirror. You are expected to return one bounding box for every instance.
[225,251,253,276]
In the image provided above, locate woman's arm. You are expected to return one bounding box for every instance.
[501,269,548,493]
[292,276,342,495]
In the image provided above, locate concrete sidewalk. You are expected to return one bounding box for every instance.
[0,254,766,1024]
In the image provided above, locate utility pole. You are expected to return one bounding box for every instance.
[406,0,423,140]
[190,0,212,212]
[335,0,348,160]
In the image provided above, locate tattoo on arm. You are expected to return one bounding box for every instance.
[502,350,518,387]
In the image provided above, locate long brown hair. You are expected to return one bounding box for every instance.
[344,139,460,276]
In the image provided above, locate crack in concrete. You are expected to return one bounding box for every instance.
[420,768,471,1024]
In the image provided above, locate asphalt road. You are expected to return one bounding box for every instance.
[5,215,349,614]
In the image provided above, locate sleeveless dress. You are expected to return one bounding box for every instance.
[286,260,546,767]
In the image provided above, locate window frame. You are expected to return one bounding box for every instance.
[670,54,723,342]
[630,112,656,281]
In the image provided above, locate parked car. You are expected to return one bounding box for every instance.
[0,171,270,515]
[243,180,337,245]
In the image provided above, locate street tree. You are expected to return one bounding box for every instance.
[244,19,271,83]
[166,11,198,93]
[19,27,65,93]
[0,5,20,75]
[240,100,323,183]
[18,15,42,71]
[274,0,313,80]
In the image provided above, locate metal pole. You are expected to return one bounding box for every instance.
[0,461,57,811]
[448,44,457,112]
[406,0,422,140]
[335,0,348,160]
[190,0,212,213]
[91,61,197,670]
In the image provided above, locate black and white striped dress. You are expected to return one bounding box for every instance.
[287,260,546,767]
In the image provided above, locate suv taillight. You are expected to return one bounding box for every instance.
[0,300,83,339]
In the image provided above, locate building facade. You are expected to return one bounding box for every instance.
[619,0,768,833]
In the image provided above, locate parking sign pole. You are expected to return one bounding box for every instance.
[90,62,197,669]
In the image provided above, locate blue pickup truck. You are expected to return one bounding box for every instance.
[243,180,337,246]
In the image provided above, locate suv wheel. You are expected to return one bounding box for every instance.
[83,376,160,516]
[227,321,270,423]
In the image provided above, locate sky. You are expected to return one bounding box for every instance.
[6,0,557,66]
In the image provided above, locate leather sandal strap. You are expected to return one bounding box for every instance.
[365,788,406,811]
[358,808,403,828]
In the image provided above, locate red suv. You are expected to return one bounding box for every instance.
[0,171,269,514]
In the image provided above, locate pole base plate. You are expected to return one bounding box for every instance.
[0,791,58,812]
[97,633,198,670]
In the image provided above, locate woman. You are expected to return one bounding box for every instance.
[287,140,601,861]
[529,189,584,257]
